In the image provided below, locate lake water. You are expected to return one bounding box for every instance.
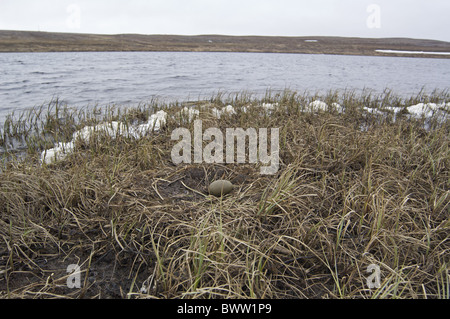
[1,51,449,122]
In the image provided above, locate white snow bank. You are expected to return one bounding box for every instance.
[73,121,130,142]
[363,106,384,116]
[211,107,222,118]
[376,49,450,56]
[406,103,439,118]
[308,100,344,113]
[130,110,168,138]
[383,106,403,113]
[332,103,344,114]
[211,105,236,119]
[179,106,200,122]
[41,110,168,164]
[405,103,449,131]
[150,110,169,129]
[41,142,75,165]
[224,105,236,114]
[309,100,328,112]
[360,102,449,131]
[261,103,278,111]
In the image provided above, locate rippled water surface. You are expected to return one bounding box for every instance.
[1,51,449,121]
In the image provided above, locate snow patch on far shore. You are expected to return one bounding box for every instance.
[376,49,450,56]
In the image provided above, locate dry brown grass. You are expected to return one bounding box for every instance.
[0,90,449,299]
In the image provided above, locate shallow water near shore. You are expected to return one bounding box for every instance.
[1,51,449,123]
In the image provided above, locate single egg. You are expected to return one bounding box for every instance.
[208,180,233,197]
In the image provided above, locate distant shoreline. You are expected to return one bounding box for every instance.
[1,30,450,59]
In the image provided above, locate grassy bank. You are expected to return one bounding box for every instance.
[0,90,449,299]
[2,31,450,59]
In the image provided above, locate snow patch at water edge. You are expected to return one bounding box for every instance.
[41,110,168,164]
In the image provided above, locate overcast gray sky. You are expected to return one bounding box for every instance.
[1,0,449,41]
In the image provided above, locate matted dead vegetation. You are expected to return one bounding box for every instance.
[0,89,448,299]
